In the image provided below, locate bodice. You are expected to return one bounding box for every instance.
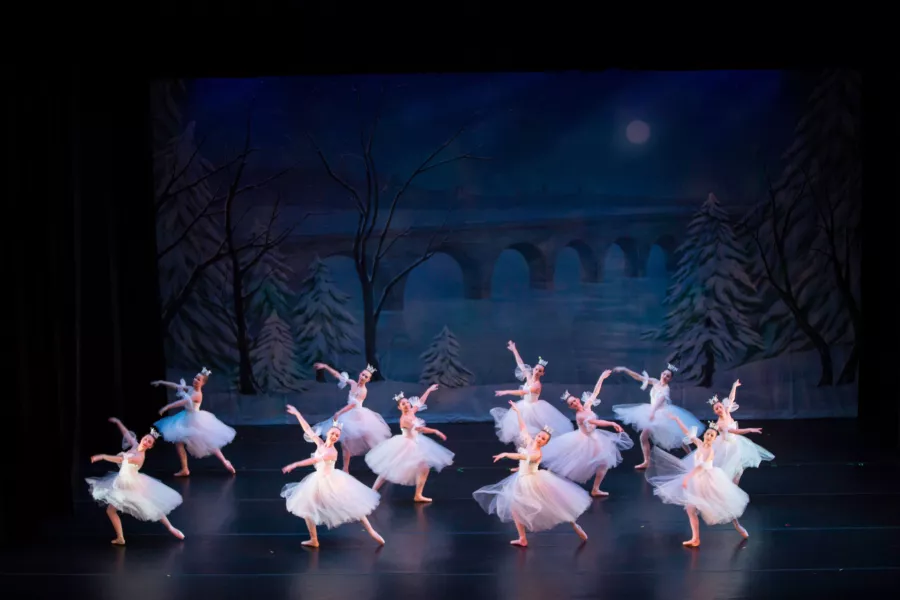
[400,417,424,439]
[649,384,670,406]
[347,387,364,406]
[119,452,141,473]
[693,447,714,469]
[521,383,538,403]
[313,447,337,472]
[177,387,200,411]
[718,419,738,441]
[516,446,541,476]
[577,410,597,435]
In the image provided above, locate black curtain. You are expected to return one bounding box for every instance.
[3,70,165,545]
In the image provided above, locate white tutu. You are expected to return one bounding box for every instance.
[645,447,749,525]
[86,459,182,522]
[310,406,391,456]
[710,433,775,479]
[365,423,455,486]
[473,456,591,532]
[154,408,235,458]
[612,404,702,450]
[491,400,574,445]
[541,427,634,483]
[281,453,380,528]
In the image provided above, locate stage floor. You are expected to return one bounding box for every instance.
[3,419,899,599]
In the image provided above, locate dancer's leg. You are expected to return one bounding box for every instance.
[571,521,588,541]
[159,516,185,540]
[590,466,609,497]
[342,449,352,473]
[302,518,319,547]
[212,449,236,474]
[360,516,385,545]
[174,443,190,476]
[683,506,700,547]
[413,467,432,503]
[732,519,749,538]
[510,514,528,547]
[106,505,125,545]
[635,430,651,470]
[372,475,386,492]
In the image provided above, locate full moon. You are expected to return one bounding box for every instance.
[626,120,651,144]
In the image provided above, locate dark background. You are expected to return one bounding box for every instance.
[5,50,892,550]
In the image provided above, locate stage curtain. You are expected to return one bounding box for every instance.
[3,70,165,544]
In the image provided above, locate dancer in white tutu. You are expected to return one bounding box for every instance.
[491,340,573,444]
[646,414,750,547]
[282,404,385,548]
[85,417,185,545]
[474,401,591,547]
[542,369,634,497]
[611,363,702,470]
[152,367,236,476]
[366,384,453,503]
[704,379,774,483]
[312,362,392,473]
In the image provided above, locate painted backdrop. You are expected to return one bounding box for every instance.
[150,70,860,424]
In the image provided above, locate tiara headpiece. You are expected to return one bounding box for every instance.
[666,363,679,373]
[707,395,720,405]
[707,421,719,431]
[541,425,554,435]
[537,356,548,367]
[329,419,343,430]
[199,367,212,377]
[364,363,377,375]
[393,392,405,402]
[149,427,161,439]
[560,390,572,401]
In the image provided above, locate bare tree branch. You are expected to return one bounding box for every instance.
[157,181,226,261]
[166,149,255,199]
[155,133,208,213]
[306,132,365,213]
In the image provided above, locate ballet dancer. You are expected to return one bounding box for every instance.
[473,401,591,547]
[541,369,634,497]
[491,340,573,444]
[646,414,750,547]
[152,367,236,476]
[704,379,773,483]
[312,362,391,473]
[282,405,384,547]
[86,417,185,544]
[365,384,454,503]
[611,363,702,469]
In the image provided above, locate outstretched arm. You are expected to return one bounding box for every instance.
[495,388,527,397]
[333,403,357,419]
[286,404,324,446]
[667,414,702,447]
[90,453,125,465]
[159,398,191,415]
[313,363,358,390]
[588,418,624,433]
[416,425,447,441]
[586,369,613,403]
[108,417,137,449]
[282,455,322,473]
[492,450,541,463]
[416,383,440,408]
[151,379,192,391]
[507,340,526,371]
[613,366,659,386]
[725,379,742,411]
[730,426,762,435]
[508,400,533,446]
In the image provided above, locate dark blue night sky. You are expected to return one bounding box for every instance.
[182,70,816,204]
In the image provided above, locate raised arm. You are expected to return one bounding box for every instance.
[729,425,762,436]
[108,417,138,449]
[492,449,542,463]
[286,404,324,446]
[507,340,527,371]
[507,400,533,446]
[159,398,191,415]
[613,366,658,386]
[725,379,742,410]
[416,383,440,408]
[667,413,701,446]
[282,454,324,473]
[90,453,125,465]
[586,369,613,403]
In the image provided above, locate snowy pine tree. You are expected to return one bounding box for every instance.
[419,326,474,388]
[246,220,295,331]
[251,310,309,393]
[650,193,762,387]
[151,80,237,372]
[745,69,861,385]
[293,257,361,382]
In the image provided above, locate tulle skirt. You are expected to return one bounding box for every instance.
[611,403,703,450]
[712,434,775,479]
[541,428,635,483]
[365,434,455,486]
[281,468,380,528]
[154,409,236,458]
[473,469,592,532]
[86,470,183,522]
[645,447,749,525]
[314,407,391,456]
[491,400,574,445]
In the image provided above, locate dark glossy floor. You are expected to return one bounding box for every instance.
[3,419,899,599]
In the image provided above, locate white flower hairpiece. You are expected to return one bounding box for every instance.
[393,392,405,402]
[666,363,679,373]
[149,428,161,439]
[560,390,572,401]
[199,367,211,377]
[537,356,548,367]
[541,425,554,435]
[330,419,343,430]
[707,421,719,431]
[364,363,378,374]
[707,395,719,405]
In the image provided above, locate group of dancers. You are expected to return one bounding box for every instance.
[85,341,774,550]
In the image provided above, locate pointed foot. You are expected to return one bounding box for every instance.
[111,538,125,546]
[682,539,700,547]
[591,490,609,497]
[174,470,190,477]
[301,539,320,548]
[413,495,433,503]
[510,538,528,547]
